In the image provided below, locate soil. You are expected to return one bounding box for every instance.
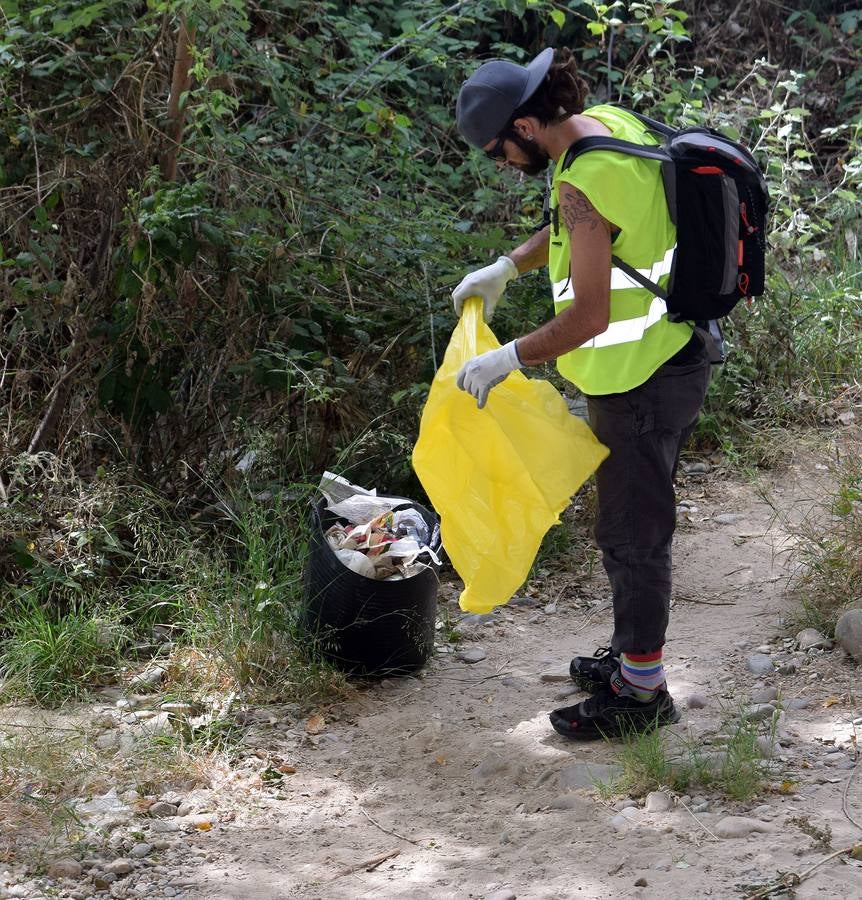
[3,445,862,900]
[181,448,862,900]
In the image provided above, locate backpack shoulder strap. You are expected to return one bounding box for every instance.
[609,254,667,300]
[561,136,670,172]
[620,108,675,137]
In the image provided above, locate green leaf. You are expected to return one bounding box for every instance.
[550,9,565,28]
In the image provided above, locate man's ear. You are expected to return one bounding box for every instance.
[512,116,536,141]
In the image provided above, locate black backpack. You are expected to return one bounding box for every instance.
[561,109,770,323]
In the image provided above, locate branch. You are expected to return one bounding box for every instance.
[160,16,196,182]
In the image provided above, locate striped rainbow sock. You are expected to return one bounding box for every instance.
[619,651,665,702]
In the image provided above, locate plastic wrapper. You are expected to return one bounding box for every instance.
[412,297,609,613]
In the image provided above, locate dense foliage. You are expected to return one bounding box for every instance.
[1,0,860,699]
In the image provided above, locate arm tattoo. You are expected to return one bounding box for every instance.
[560,187,600,232]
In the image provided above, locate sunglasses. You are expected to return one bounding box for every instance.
[484,134,508,161]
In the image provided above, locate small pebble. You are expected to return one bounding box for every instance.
[457,647,487,664]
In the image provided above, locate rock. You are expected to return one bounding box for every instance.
[751,686,778,703]
[486,891,517,900]
[554,685,581,701]
[634,878,648,887]
[823,751,853,768]
[457,647,486,664]
[686,693,708,709]
[683,461,710,474]
[714,816,775,838]
[784,698,809,710]
[540,670,571,683]
[611,806,642,831]
[559,762,621,791]
[138,712,172,737]
[778,662,798,675]
[128,666,167,692]
[835,609,862,662]
[796,628,831,651]
[129,843,152,859]
[645,791,673,813]
[48,859,83,879]
[148,801,178,818]
[744,703,777,723]
[73,789,133,828]
[715,513,741,525]
[149,819,180,833]
[95,732,119,751]
[104,859,133,876]
[746,654,774,675]
[613,799,638,811]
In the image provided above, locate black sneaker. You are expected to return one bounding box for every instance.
[569,646,620,693]
[550,678,681,741]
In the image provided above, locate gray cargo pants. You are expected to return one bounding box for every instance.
[586,340,712,655]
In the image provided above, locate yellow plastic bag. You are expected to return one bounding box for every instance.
[413,297,609,614]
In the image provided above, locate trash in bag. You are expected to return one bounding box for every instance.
[412,297,608,614]
[317,472,441,580]
[301,479,442,675]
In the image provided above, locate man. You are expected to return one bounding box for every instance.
[452,47,712,740]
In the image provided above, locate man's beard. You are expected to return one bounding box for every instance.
[508,132,550,176]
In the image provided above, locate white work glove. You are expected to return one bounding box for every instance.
[456,340,523,409]
[452,255,518,321]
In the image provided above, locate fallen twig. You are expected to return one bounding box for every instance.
[744,844,856,899]
[676,798,721,841]
[360,806,420,845]
[331,848,400,880]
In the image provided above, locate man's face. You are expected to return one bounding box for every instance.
[483,130,549,177]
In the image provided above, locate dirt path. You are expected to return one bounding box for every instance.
[180,455,862,900]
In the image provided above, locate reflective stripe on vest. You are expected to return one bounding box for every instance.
[552,245,676,301]
[552,245,675,348]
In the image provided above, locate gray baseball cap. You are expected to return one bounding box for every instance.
[456,47,554,148]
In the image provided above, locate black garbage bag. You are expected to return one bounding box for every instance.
[300,497,441,675]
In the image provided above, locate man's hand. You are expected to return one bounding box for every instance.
[452,255,518,321]
[456,340,523,408]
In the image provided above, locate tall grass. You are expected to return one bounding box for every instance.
[790,455,862,634]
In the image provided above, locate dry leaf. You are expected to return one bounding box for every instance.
[279,764,297,775]
[778,780,796,794]
[195,821,212,832]
[435,755,446,766]
[305,714,326,734]
[824,696,840,708]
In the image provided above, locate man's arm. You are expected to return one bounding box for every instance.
[508,225,550,274]
[516,183,612,366]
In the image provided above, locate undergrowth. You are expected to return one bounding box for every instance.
[789,453,862,635]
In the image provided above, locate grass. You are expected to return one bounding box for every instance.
[0,457,349,709]
[789,454,862,635]
[0,597,125,704]
[699,258,862,466]
[599,707,769,802]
